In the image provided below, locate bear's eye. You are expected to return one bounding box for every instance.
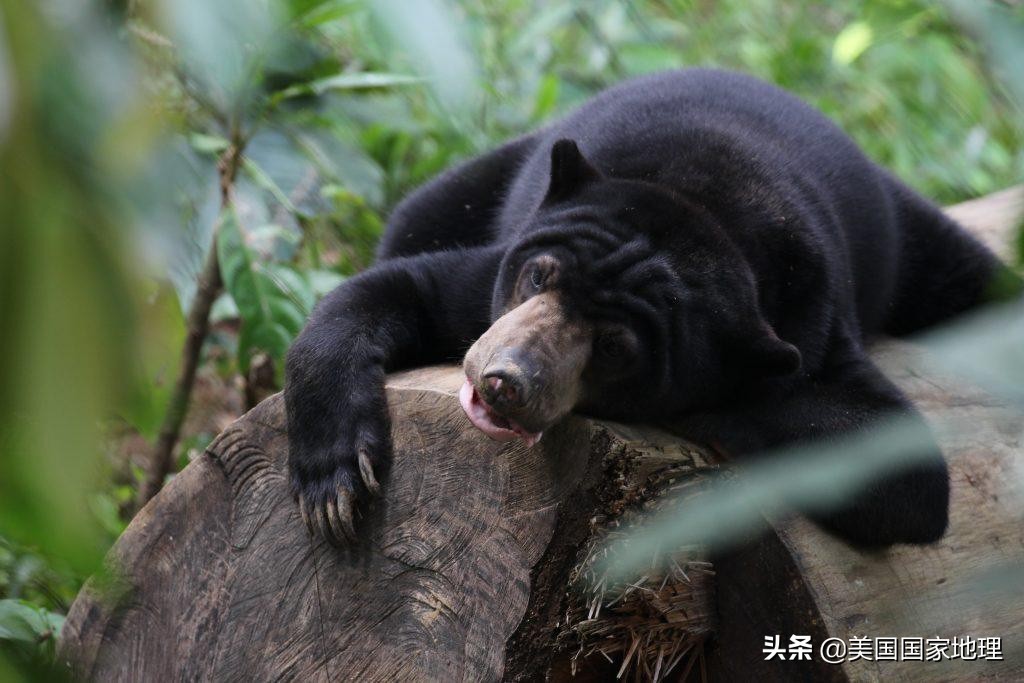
[529,265,546,291]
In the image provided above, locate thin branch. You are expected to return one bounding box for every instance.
[136,142,243,509]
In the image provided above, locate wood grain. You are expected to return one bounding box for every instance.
[60,383,597,681]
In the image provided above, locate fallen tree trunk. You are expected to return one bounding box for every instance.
[59,189,1024,681]
[58,368,714,680]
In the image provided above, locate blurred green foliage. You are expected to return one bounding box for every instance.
[0,0,1021,677]
[453,0,1024,202]
[0,0,146,583]
[0,539,69,669]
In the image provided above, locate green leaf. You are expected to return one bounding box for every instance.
[242,157,299,215]
[510,3,575,60]
[209,292,240,324]
[273,72,423,103]
[266,263,316,316]
[290,128,384,207]
[216,205,309,374]
[619,43,687,74]
[89,494,128,540]
[368,0,482,119]
[244,129,356,218]
[296,0,359,27]
[307,269,345,299]
[118,284,186,440]
[189,133,230,155]
[237,322,293,384]
[165,0,282,117]
[162,138,221,313]
[245,224,301,263]
[603,415,938,580]
[0,0,155,580]
[0,600,64,644]
[531,73,560,121]
[832,21,873,66]
[920,301,1024,405]
[1015,217,1024,270]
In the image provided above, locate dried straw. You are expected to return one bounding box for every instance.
[558,466,715,682]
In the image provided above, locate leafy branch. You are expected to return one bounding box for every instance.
[136,141,243,509]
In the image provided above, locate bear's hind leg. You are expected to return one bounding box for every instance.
[884,182,1019,336]
[672,354,949,547]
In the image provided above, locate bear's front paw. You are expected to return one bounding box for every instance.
[289,419,389,547]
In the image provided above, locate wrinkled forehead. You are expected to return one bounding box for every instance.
[507,214,632,267]
[497,223,681,318]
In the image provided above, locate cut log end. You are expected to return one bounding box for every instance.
[58,366,722,681]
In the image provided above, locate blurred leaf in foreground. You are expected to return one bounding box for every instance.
[945,0,1024,107]
[368,0,483,133]
[602,415,936,579]
[0,0,172,584]
[921,301,1024,405]
[159,0,283,126]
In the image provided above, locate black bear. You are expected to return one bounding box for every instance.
[284,69,1011,547]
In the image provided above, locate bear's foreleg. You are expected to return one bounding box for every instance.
[284,245,505,545]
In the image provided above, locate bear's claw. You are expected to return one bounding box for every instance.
[297,481,366,547]
[358,449,381,496]
[327,490,357,545]
[289,412,388,547]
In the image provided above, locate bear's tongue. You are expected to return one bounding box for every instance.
[459,378,543,448]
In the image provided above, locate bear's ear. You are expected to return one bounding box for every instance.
[545,139,601,201]
[740,322,802,377]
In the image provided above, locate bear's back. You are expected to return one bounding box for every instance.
[500,69,892,239]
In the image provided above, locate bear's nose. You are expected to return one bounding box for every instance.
[480,360,530,409]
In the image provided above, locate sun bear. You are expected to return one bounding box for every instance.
[284,68,1012,548]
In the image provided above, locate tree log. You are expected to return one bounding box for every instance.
[59,189,1024,681]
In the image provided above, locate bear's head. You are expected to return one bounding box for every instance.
[460,139,801,445]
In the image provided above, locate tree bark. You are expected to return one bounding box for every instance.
[62,188,1024,681]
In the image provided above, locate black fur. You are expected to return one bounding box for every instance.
[285,69,1012,546]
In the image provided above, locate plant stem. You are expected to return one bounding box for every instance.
[136,142,242,509]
